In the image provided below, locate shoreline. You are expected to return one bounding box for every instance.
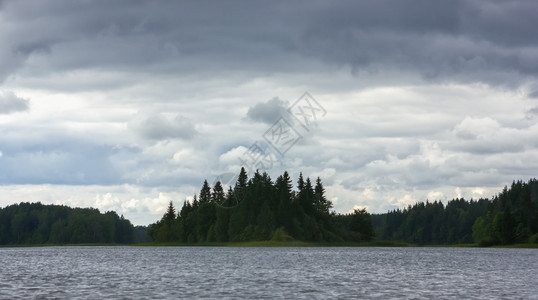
[2,241,537,248]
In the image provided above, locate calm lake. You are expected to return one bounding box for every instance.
[0,246,537,299]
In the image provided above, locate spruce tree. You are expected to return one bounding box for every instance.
[212,181,225,204]
[199,180,212,204]
[314,177,332,215]
[276,172,293,235]
[304,177,315,216]
[164,201,176,226]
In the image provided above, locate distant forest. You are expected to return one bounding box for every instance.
[0,202,149,245]
[149,168,375,243]
[372,179,538,246]
[1,171,536,246]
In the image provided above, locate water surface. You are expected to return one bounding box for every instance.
[1,246,537,299]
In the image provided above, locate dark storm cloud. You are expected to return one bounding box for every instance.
[247,97,288,124]
[0,1,299,79]
[1,0,537,87]
[0,91,29,114]
[295,0,538,84]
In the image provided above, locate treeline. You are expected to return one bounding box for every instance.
[372,179,538,246]
[149,168,374,243]
[0,202,138,245]
[372,199,489,244]
[472,179,538,246]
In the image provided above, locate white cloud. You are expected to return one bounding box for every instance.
[427,191,444,201]
[218,146,248,167]
[392,194,418,208]
[449,116,538,154]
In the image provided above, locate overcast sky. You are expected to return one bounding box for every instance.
[1,0,537,225]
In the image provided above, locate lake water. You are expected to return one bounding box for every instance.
[0,246,537,299]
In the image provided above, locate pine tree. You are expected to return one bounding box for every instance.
[303,177,315,216]
[237,167,248,188]
[164,201,176,226]
[276,171,294,236]
[233,167,248,204]
[314,177,332,215]
[192,195,199,209]
[199,180,211,204]
[297,172,305,194]
[179,200,191,219]
[212,181,225,204]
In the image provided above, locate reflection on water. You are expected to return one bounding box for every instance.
[0,246,537,299]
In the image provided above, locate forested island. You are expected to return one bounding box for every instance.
[148,168,374,243]
[1,168,537,247]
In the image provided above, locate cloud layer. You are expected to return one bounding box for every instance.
[1,0,537,224]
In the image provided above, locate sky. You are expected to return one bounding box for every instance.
[1,0,538,225]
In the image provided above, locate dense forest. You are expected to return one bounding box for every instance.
[2,173,536,247]
[0,202,141,245]
[372,179,538,246]
[149,168,375,243]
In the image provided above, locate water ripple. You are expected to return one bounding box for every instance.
[0,246,537,299]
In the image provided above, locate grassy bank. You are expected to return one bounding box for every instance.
[0,243,128,248]
[137,240,411,247]
[492,243,538,248]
